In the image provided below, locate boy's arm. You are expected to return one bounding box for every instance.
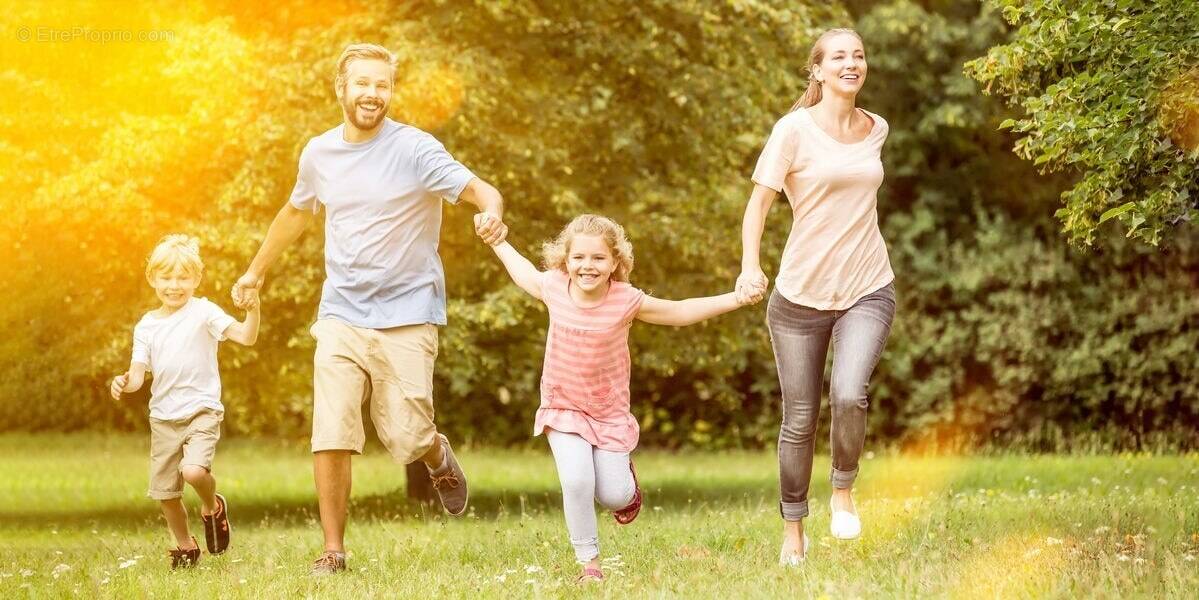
[222,303,261,346]
[635,292,746,327]
[111,362,148,400]
[491,241,544,301]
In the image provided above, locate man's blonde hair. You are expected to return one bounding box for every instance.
[542,214,635,282]
[334,43,397,89]
[145,234,203,279]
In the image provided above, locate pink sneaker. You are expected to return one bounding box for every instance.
[613,461,642,525]
[576,565,604,583]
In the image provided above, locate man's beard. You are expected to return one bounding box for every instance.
[343,96,387,130]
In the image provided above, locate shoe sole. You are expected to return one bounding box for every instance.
[208,493,230,554]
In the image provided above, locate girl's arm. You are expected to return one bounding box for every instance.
[491,241,544,301]
[111,362,148,400]
[738,183,779,302]
[224,302,261,346]
[635,292,746,327]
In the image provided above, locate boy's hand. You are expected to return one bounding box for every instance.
[232,272,263,310]
[110,373,128,400]
[474,212,508,246]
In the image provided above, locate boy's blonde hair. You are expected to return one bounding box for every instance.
[542,214,635,282]
[145,234,203,279]
[334,43,397,90]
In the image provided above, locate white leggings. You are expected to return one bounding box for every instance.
[546,429,636,562]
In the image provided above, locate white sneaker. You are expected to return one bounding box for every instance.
[829,497,861,540]
[778,533,810,566]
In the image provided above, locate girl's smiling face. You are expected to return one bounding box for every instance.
[566,234,617,295]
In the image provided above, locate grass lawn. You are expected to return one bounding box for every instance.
[0,434,1196,598]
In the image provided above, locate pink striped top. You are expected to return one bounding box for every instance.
[533,269,645,452]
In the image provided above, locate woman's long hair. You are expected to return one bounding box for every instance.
[790,28,864,112]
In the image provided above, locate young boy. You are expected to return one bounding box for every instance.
[109,234,260,569]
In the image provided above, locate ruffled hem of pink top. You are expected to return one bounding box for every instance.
[533,407,638,453]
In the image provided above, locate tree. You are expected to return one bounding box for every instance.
[965,0,1199,246]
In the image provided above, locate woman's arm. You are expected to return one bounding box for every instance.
[635,292,745,327]
[491,241,544,301]
[738,183,779,303]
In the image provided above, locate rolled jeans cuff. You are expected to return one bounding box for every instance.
[780,500,809,521]
[831,466,859,489]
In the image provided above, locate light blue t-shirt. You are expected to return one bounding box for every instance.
[288,118,475,328]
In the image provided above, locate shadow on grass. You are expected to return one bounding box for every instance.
[1,478,779,530]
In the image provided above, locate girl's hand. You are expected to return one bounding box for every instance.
[110,373,128,400]
[736,268,768,305]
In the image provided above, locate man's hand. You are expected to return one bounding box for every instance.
[110,373,128,401]
[232,271,264,310]
[474,212,508,246]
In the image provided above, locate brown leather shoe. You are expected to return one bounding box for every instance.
[427,434,469,516]
[309,550,347,576]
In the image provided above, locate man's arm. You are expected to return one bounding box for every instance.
[458,177,508,246]
[232,203,312,308]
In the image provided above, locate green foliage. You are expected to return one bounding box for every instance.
[1,1,1195,451]
[965,0,1199,245]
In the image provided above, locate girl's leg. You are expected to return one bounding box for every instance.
[181,465,218,514]
[828,283,895,512]
[160,498,196,548]
[546,429,601,564]
[593,448,635,511]
[767,290,833,556]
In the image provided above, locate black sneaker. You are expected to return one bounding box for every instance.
[310,550,347,576]
[201,493,231,554]
[169,537,201,569]
[427,434,469,516]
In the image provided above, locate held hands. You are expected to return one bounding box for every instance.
[109,373,128,401]
[735,268,769,306]
[231,271,263,311]
[474,212,508,246]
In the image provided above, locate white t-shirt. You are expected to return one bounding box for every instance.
[131,297,236,420]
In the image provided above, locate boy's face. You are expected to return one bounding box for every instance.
[148,266,200,311]
[566,234,617,294]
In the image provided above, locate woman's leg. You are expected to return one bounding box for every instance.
[546,429,601,564]
[828,283,896,507]
[767,290,834,556]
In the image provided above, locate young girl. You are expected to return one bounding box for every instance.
[487,214,754,582]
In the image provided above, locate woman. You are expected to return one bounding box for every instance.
[736,28,897,566]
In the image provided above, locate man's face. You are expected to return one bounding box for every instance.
[338,58,393,131]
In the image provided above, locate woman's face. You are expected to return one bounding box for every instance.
[813,34,867,97]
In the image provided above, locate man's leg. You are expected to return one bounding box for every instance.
[314,450,352,552]
[309,318,371,565]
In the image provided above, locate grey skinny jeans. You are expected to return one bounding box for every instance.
[766,282,896,521]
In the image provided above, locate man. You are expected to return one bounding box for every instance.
[231,43,507,575]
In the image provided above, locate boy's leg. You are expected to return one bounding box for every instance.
[160,498,196,548]
[182,466,217,513]
[180,408,229,554]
